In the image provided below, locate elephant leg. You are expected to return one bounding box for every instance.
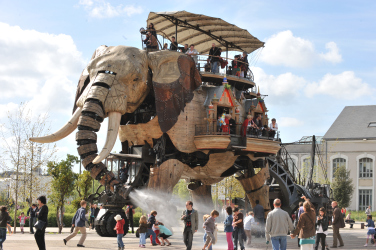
[237,163,271,218]
[190,184,214,212]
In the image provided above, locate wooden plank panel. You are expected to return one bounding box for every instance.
[243,138,281,154]
[193,135,231,150]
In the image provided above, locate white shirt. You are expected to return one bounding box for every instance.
[269,122,278,131]
[244,215,255,230]
[316,224,328,235]
[186,49,199,64]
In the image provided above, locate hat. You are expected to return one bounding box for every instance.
[114,214,122,221]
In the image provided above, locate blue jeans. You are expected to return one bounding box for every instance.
[271,236,287,250]
[117,233,124,248]
[139,233,146,245]
[211,61,219,73]
[0,228,6,248]
[203,232,213,250]
[146,228,156,244]
[233,227,245,250]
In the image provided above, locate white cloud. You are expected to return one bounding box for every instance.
[251,66,306,104]
[319,41,342,64]
[79,0,143,18]
[0,22,85,100]
[0,103,19,119]
[278,117,304,127]
[260,30,342,67]
[305,71,374,100]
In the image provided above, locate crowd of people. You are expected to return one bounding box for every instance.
[142,23,250,77]
[216,112,278,139]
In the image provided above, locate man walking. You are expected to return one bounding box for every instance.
[232,207,245,250]
[331,201,345,248]
[265,199,294,250]
[63,200,89,248]
[27,204,38,234]
[253,200,265,237]
[181,201,198,250]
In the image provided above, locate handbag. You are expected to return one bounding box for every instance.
[34,220,46,230]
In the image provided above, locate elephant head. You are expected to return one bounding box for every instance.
[30,45,201,188]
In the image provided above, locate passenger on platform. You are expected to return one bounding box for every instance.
[221,115,230,134]
[162,43,168,50]
[208,43,221,73]
[227,114,236,134]
[232,55,241,76]
[269,118,278,138]
[143,32,158,50]
[147,23,157,38]
[181,44,189,53]
[186,44,199,64]
[119,162,129,183]
[253,114,262,130]
[241,115,255,136]
[226,66,232,75]
[169,36,178,51]
[217,115,222,132]
[242,52,249,78]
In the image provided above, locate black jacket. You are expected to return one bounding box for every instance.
[147,214,156,229]
[37,205,48,229]
[315,216,328,232]
[170,42,178,51]
[209,47,221,62]
[27,207,37,218]
[0,212,11,228]
[94,207,100,217]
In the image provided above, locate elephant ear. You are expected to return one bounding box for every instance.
[72,45,108,114]
[150,53,201,133]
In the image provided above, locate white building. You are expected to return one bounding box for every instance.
[286,105,376,211]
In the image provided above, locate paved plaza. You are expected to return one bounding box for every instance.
[2,223,373,250]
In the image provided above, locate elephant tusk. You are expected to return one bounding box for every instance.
[29,107,82,143]
[92,112,121,164]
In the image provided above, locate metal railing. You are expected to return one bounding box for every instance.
[277,145,304,185]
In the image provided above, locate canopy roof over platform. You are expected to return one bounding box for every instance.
[147,11,264,54]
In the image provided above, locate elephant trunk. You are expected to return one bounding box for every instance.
[76,99,121,189]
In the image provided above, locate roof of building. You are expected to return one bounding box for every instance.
[323,105,376,140]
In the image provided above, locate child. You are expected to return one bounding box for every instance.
[223,207,234,250]
[203,215,212,250]
[147,211,159,245]
[364,215,375,247]
[152,220,161,245]
[156,222,172,246]
[18,212,29,234]
[315,207,328,250]
[113,214,125,250]
[202,210,219,250]
[139,215,148,248]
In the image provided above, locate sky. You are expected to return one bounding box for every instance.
[0,0,375,173]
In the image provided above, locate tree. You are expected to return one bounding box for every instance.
[72,170,93,210]
[0,103,56,233]
[212,175,245,206]
[47,154,79,233]
[332,166,354,208]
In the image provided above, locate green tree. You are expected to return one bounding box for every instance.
[173,179,190,201]
[47,154,79,233]
[72,170,93,210]
[332,166,354,208]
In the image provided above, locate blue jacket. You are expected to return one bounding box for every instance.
[366,219,375,228]
[72,207,88,227]
[224,214,233,232]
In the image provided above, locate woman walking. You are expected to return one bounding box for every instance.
[315,207,328,250]
[290,196,316,250]
[35,195,48,250]
[0,206,11,249]
[223,207,234,250]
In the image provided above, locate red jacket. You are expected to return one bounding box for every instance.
[115,219,125,234]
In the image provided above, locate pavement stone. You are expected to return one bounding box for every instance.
[2,223,372,249]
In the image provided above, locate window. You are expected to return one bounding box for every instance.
[287,158,297,177]
[302,158,311,179]
[359,158,373,178]
[368,122,376,127]
[332,158,346,178]
[359,189,372,211]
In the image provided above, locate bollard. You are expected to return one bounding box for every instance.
[361,223,364,229]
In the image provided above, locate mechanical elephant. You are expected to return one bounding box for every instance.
[30,45,201,195]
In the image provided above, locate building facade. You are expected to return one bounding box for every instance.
[286,106,376,211]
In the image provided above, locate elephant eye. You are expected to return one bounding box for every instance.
[133,78,139,81]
